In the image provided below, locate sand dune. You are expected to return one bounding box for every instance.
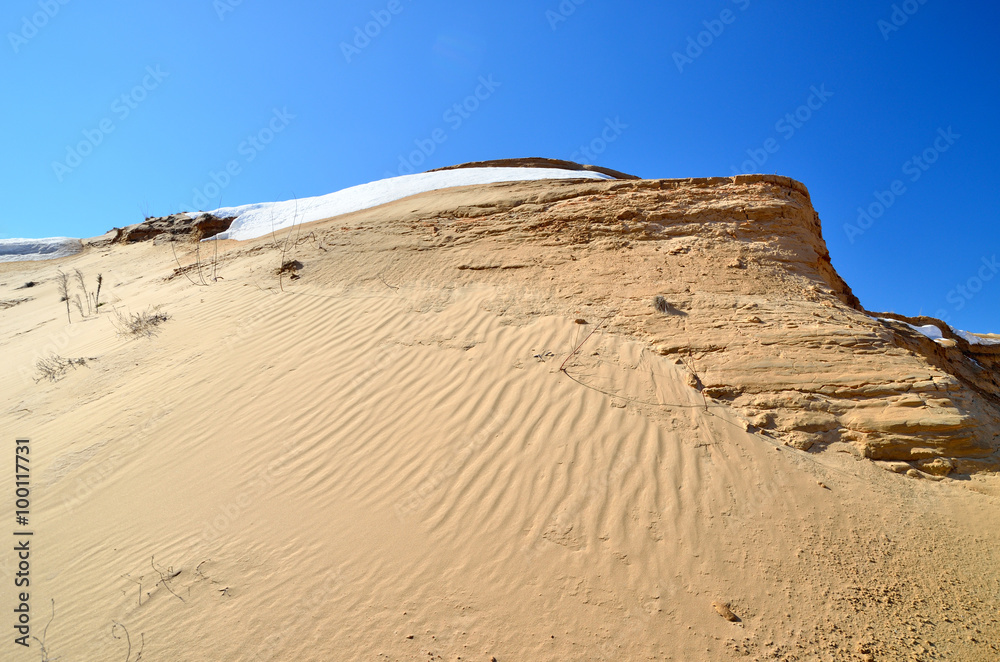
[2,175,999,660]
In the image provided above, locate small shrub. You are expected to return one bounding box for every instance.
[35,355,88,382]
[653,295,688,316]
[112,306,169,338]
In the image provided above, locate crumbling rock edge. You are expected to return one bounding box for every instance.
[92,213,236,246]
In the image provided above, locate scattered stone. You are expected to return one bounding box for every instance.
[574,318,588,324]
[712,601,740,622]
[278,260,304,280]
[917,457,954,476]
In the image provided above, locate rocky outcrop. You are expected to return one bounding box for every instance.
[295,173,998,474]
[110,213,235,244]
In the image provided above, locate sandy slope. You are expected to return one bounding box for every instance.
[2,177,1000,661]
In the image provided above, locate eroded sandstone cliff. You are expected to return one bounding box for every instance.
[269,172,999,474]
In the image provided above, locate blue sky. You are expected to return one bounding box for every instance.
[2,0,997,331]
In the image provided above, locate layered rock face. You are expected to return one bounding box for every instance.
[107,212,235,243]
[307,172,999,474]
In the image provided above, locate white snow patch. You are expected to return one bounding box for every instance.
[879,317,1000,347]
[205,167,614,242]
[902,322,944,341]
[954,329,1000,346]
[0,237,83,263]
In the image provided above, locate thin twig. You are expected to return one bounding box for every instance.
[57,271,72,323]
[212,234,219,282]
[151,556,185,603]
[194,242,208,286]
[279,196,300,292]
[559,311,616,373]
[171,241,207,287]
[121,573,143,606]
[31,598,56,661]
[377,272,399,291]
[111,622,131,662]
[269,205,281,251]
[212,195,223,283]
[94,274,103,313]
[74,269,92,316]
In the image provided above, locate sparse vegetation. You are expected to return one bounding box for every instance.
[0,297,32,310]
[111,306,169,338]
[273,197,316,291]
[29,598,143,661]
[74,269,93,316]
[111,621,144,662]
[35,355,89,382]
[170,239,223,286]
[56,270,104,322]
[653,295,685,315]
[57,270,71,323]
[95,274,104,310]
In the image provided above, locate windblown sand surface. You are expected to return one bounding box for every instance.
[2,175,999,660]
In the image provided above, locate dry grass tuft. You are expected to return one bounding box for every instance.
[112,306,170,338]
[35,355,88,382]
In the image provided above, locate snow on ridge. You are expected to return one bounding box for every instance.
[901,322,944,341]
[0,237,82,263]
[206,167,613,242]
[955,329,1000,347]
[879,318,1000,347]
[0,168,610,262]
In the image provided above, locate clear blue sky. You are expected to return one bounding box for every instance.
[2,0,997,331]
